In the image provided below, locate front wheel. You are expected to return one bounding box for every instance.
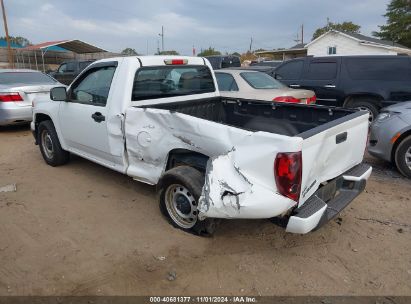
[350,100,379,123]
[158,166,218,236]
[394,135,411,178]
[38,120,70,167]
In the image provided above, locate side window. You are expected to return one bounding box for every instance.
[307,61,337,80]
[69,66,116,106]
[66,62,76,72]
[276,60,304,80]
[215,73,239,91]
[57,63,67,73]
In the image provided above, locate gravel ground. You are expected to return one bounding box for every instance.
[0,125,410,296]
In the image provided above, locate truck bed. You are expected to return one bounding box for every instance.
[147,97,364,138]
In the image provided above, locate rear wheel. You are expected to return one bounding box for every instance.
[349,99,379,123]
[394,135,411,178]
[158,166,218,236]
[38,120,70,167]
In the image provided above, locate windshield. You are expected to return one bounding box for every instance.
[240,71,285,89]
[0,72,57,85]
[132,65,215,101]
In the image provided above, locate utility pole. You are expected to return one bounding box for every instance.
[249,37,253,52]
[301,24,304,45]
[159,26,164,53]
[1,0,13,68]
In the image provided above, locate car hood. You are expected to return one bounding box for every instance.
[382,101,411,113]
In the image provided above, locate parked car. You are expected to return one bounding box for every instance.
[368,101,411,178]
[273,55,411,121]
[250,60,283,68]
[32,56,371,236]
[205,55,241,70]
[215,69,316,104]
[49,59,95,85]
[0,69,61,126]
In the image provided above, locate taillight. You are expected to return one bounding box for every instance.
[0,92,23,102]
[164,59,188,65]
[273,96,301,103]
[307,95,317,104]
[274,152,302,202]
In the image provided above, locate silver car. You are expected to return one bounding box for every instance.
[215,69,316,104]
[0,69,61,126]
[368,101,411,178]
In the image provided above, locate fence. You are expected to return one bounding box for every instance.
[0,48,119,71]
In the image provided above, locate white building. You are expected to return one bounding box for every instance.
[306,30,411,57]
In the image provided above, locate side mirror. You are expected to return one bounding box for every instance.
[274,73,282,80]
[50,87,67,101]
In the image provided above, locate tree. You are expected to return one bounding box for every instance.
[0,36,31,47]
[312,21,361,40]
[231,52,241,57]
[121,48,139,56]
[373,0,411,48]
[197,47,221,57]
[158,50,180,55]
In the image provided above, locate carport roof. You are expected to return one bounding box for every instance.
[21,39,107,53]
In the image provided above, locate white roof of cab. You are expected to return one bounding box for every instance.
[95,56,207,67]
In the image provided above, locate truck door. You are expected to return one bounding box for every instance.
[299,58,342,107]
[58,62,119,168]
[275,59,304,88]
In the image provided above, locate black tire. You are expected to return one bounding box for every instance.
[394,135,411,178]
[349,99,380,123]
[38,120,70,167]
[157,166,218,236]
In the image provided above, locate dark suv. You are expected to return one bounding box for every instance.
[49,59,95,85]
[274,55,411,121]
[205,55,241,70]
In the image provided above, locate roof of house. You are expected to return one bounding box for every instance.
[290,43,307,50]
[339,31,407,48]
[306,30,410,50]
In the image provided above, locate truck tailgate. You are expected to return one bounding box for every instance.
[298,111,369,206]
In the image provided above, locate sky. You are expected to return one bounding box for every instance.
[5,0,391,55]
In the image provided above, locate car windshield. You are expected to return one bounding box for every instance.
[132,65,215,101]
[0,72,57,85]
[240,71,285,89]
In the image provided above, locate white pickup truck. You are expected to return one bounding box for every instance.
[31,56,372,236]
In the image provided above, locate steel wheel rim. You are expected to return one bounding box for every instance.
[41,130,54,159]
[357,106,374,123]
[405,146,411,170]
[165,184,198,229]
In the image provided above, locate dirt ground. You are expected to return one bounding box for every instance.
[0,125,410,296]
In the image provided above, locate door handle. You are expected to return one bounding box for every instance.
[289,84,300,88]
[324,84,336,88]
[91,112,105,123]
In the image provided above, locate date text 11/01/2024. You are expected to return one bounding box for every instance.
[149,296,257,303]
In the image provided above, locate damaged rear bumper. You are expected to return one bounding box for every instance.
[286,163,372,234]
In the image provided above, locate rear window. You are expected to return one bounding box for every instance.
[79,61,93,71]
[240,72,285,89]
[221,56,241,69]
[307,61,338,80]
[215,72,239,91]
[132,65,215,101]
[346,58,411,81]
[0,72,57,85]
